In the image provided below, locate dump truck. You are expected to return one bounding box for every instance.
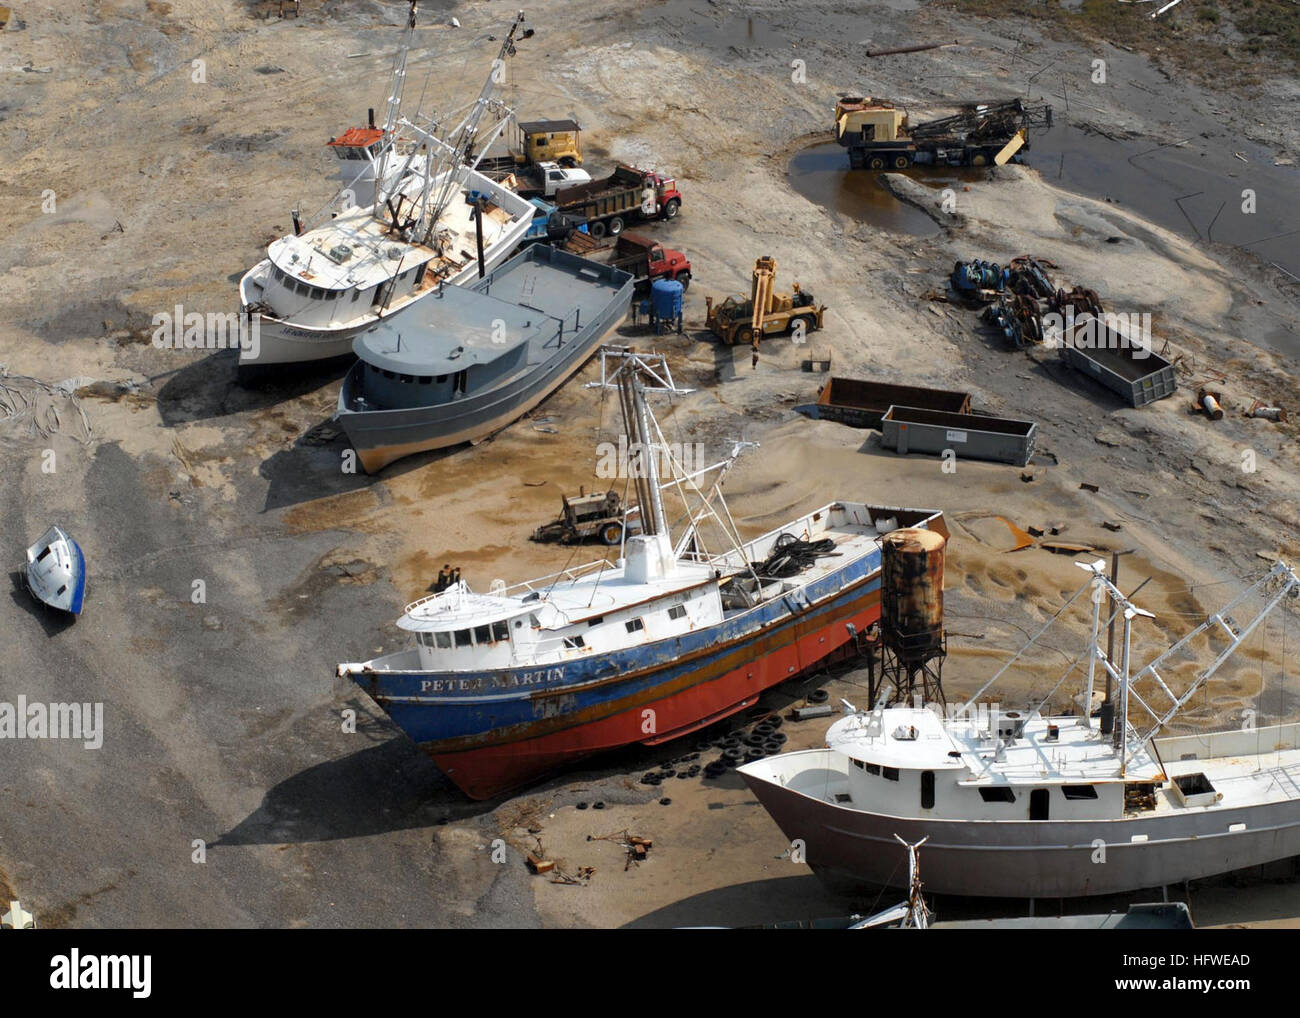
[835,96,1052,169]
[606,233,692,294]
[530,488,642,546]
[705,256,825,348]
[552,164,683,239]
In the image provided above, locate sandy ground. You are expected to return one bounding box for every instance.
[0,0,1298,927]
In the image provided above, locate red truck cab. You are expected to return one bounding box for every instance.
[644,171,682,220]
[612,233,692,290]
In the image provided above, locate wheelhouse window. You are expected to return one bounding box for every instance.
[492,621,510,642]
[979,787,1016,804]
[882,767,900,782]
[474,625,492,644]
[668,605,686,620]
[563,635,585,649]
[588,616,604,627]
[1062,785,1099,800]
[454,630,472,648]
[625,618,644,633]
[435,632,452,649]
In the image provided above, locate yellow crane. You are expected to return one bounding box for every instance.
[705,256,826,349]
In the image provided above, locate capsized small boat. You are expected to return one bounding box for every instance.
[25,525,86,615]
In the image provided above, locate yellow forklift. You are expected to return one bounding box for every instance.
[705,256,826,348]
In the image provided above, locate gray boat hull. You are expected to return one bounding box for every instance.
[337,246,633,472]
[741,759,1300,898]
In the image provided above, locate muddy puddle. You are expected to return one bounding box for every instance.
[787,141,982,237]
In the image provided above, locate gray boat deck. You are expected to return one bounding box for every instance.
[353,245,629,376]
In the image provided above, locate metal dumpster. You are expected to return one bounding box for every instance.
[795,377,973,429]
[880,405,1037,467]
[1059,313,1177,408]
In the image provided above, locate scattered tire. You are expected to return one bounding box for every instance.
[767,731,788,747]
[593,802,605,810]
[808,689,830,705]
[745,748,767,762]
[764,738,786,754]
[577,802,589,809]
[765,715,783,729]
[659,797,672,806]
[659,768,676,779]
[722,736,742,749]
[744,732,766,747]
[723,746,744,762]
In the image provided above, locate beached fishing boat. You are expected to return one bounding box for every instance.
[338,349,946,798]
[237,5,536,367]
[25,525,86,616]
[335,243,635,472]
[740,558,1300,898]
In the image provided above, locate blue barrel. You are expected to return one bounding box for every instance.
[650,279,684,320]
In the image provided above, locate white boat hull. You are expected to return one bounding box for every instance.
[741,749,1300,898]
[238,230,529,367]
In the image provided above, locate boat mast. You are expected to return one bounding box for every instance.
[620,365,668,538]
[417,11,527,246]
[375,1,420,216]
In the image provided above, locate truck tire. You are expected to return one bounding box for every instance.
[971,152,989,167]
[600,522,623,546]
[676,272,691,291]
[736,326,755,346]
[868,155,886,171]
[849,150,866,169]
[792,314,818,335]
[892,154,911,169]
[661,198,681,220]
[607,215,625,236]
[589,220,607,239]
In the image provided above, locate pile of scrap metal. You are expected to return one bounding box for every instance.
[949,259,1008,302]
[984,291,1043,347]
[531,488,642,546]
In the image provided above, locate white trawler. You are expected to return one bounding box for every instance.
[741,558,1300,898]
[237,4,535,367]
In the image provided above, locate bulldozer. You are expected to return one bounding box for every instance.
[705,256,826,349]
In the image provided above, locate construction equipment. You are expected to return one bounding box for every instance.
[835,97,1051,169]
[531,488,642,546]
[705,256,826,349]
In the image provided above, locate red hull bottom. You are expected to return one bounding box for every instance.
[429,603,880,799]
